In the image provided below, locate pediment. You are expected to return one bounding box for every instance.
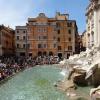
[36,13,48,23]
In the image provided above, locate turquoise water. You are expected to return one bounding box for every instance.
[0,65,91,100]
[0,65,67,100]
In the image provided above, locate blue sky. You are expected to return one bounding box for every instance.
[0,0,89,33]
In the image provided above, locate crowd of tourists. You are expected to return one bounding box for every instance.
[0,56,60,82]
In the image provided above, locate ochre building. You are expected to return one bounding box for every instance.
[0,25,15,56]
[16,12,78,58]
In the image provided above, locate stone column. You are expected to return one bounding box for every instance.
[90,19,92,47]
[86,31,88,48]
[98,9,100,47]
[86,17,89,48]
[94,10,98,46]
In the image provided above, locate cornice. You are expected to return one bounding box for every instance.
[86,1,100,16]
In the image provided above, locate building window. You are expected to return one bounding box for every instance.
[23,31,26,33]
[91,19,94,29]
[38,29,41,32]
[68,38,71,41]
[38,36,41,40]
[57,23,60,27]
[38,36,47,40]
[58,46,61,50]
[27,44,30,49]
[23,44,26,48]
[49,51,53,56]
[44,44,47,48]
[20,52,25,56]
[54,44,57,48]
[43,51,47,56]
[43,29,47,32]
[38,44,42,48]
[17,36,19,40]
[43,36,47,39]
[68,46,72,50]
[67,22,72,27]
[29,53,32,56]
[53,36,56,40]
[17,30,19,33]
[58,30,60,34]
[38,28,46,33]
[6,41,8,46]
[88,26,90,31]
[23,36,26,40]
[17,44,19,48]
[68,30,71,34]
[58,37,60,42]
[38,51,42,56]
[67,53,70,59]
[91,31,94,46]
[88,33,90,47]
